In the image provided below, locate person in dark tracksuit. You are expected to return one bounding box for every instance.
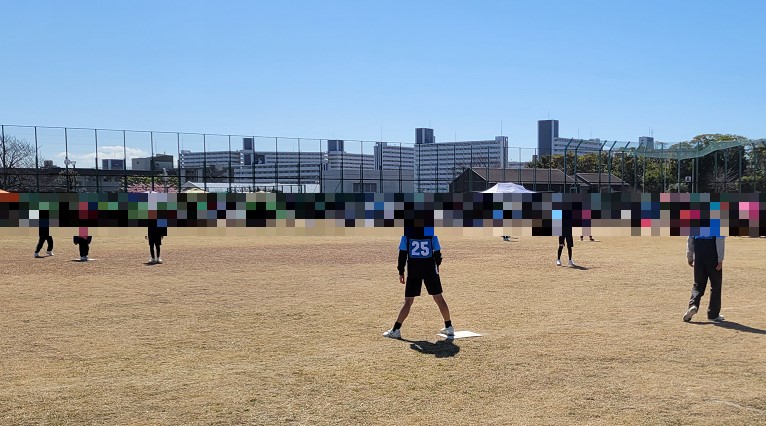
[34,226,54,258]
[557,235,576,267]
[557,211,578,267]
[683,236,725,322]
[383,228,453,339]
[146,220,166,264]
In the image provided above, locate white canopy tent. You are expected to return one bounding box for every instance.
[481,182,534,193]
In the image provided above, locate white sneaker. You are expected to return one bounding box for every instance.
[47,251,54,256]
[556,259,561,266]
[156,258,163,264]
[568,260,577,267]
[149,258,156,264]
[35,252,41,258]
[383,328,401,339]
[683,305,698,322]
[710,315,726,322]
[440,326,455,336]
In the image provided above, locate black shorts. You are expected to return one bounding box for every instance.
[148,237,162,246]
[405,268,443,297]
[558,235,573,247]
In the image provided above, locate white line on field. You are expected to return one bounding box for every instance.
[722,305,761,311]
[710,399,766,416]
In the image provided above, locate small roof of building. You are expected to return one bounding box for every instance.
[575,173,628,186]
[470,168,584,186]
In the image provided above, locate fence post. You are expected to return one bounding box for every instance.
[150,131,155,192]
[34,126,40,192]
[176,133,182,191]
[123,130,128,192]
[95,129,100,193]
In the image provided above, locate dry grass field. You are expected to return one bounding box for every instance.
[1,231,765,425]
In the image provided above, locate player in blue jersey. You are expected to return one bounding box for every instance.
[683,236,726,322]
[383,227,453,339]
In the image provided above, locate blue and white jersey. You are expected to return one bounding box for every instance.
[399,236,441,259]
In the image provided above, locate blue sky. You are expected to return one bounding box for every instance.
[1,0,764,162]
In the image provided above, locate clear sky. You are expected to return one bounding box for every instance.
[2,0,765,159]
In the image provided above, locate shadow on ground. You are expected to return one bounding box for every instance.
[401,338,460,358]
[690,321,766,335]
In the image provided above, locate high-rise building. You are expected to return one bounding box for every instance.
[180,150,243,169]
[414,135,508,193]
[328,140,345,152]
[538,120,608,156]
[639,136,655,150]
[416,128,435,145]
[374,142,415,171]
[236,137,326,184]
[538,120,559,156]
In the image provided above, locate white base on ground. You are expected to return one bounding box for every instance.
[437,330,482,339]
[73,258,97,261]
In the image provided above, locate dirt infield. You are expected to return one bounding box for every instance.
[1,233,765,425]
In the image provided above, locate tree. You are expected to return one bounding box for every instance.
[687,134,745,192]
[0,134,44,191]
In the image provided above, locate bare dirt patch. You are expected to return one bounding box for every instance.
[1,233,765,425]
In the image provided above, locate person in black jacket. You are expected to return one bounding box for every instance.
[383,227,453,339]
[34,222,54,258]
[146,220,166,264]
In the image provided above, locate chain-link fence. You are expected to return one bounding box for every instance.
[1,124,764,193]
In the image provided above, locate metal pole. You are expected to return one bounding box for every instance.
[123,130,128,192]
[65,128,70,192]
[298,138,302,190]
[203,134,207,192]
[714,150,718,192]
[486,145,490,191]
[642,145,646,192]
[276,137,280,190]
[176,132,181,191]
[360,140,364,193]
[633,144,638,192]
[607,141,617,193]
[34,126,40,192]
[251,136,256,189]
[95,129,100,193]
[399,143,402,193]
[228,135,233,192]
[563,139,572,193]
[150,132,155,192]
[621,151,625,192]
[1,125,5,190]
[723,149,729,192]
[573,139,583,193]
[739,145,743,192]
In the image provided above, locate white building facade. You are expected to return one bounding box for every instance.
[414,136,509,192]
[375,142,415,172]
[180,150,243,168]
